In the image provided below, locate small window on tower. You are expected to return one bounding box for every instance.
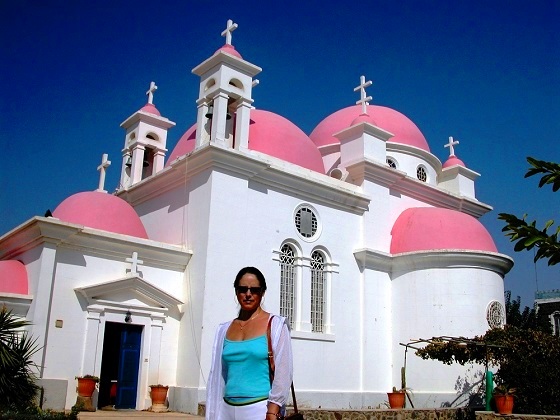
[416,165,427,182]
[386,157,397,169]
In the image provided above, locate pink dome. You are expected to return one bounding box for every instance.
[310,104,430,152]
[443,155,466,168]
[391,207,497,253]
[167,123,196,164]
[167,109,325,173]
[140,103,161,116]
[0,260,28,294]
[53,191,148,239]
[215,44,243,59]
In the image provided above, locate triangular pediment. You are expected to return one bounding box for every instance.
[75,275,183,312]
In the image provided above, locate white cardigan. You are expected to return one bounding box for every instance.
[205,315,293,419]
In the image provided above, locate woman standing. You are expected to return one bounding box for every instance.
[206,267,293,419]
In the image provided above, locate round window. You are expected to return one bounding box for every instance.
[294,205,320,240]
[486,301,505,328]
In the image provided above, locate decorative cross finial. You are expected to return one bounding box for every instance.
[96,153,111,192]
[221,19,238,46]
[354,75,373,115]
[444,136,460,157]
[146,81,157,105]
[126,252,144,276]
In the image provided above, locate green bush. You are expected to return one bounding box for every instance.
[0,405,78,419]
[416,326,560,415]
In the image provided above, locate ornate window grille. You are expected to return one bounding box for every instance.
[294,206,318,238]
[486,301,505,328]
[310,251,326,333]
[279,244,296,327]
[416,165,427,182]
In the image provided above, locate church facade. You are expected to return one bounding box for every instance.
[0,20,513,413]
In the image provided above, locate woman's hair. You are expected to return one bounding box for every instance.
[233,266,267,292]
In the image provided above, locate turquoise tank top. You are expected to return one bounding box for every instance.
[222,334,270,405]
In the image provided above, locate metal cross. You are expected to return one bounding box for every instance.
[146,81,157,105]
[221,19,238,45]
[354,75,373,115]
[444,136,460,157]
[96,153,111,192]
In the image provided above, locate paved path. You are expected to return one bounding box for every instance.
[78,410,202,419]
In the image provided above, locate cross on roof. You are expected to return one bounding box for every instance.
[146,81,157,105]
[444,136,460,157]
[96,153,111,192]
[354,75,373,115]
[221,19,238,46]
[126,252,144,276]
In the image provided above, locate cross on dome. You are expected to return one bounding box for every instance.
[96,153,111,192]
[444,136,460,157]
[146,81,157,105]
[354,75,373,115]
[221,19,238,46]
[126,251,144,276]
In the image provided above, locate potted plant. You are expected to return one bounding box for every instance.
[149,384,169,412]
[75,375,99,398]
[493,385,515,415]
[387,386,406,409]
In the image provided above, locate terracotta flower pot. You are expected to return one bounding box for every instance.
[494,394,514,415]
[77,377,97,397]
[150,385,169,412]
[387,391,405,409]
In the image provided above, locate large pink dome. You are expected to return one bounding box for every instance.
[310,104,430,152]
[53,191,148,239]
[391,207,497,253]
[167,109,325,173]
[0,260,28,294]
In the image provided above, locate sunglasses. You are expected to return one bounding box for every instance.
[235,286,263,294]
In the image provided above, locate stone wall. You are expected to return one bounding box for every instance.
[198,404,560,419]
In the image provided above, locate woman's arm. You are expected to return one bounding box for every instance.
[205,322,230,419]
[268,317,293,410]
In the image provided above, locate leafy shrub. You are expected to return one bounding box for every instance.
[416,325,560,415]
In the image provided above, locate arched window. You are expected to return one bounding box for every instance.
[310,251,326,333]
[279,244,296,327]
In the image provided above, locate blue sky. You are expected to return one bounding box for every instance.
[1,0,558,307]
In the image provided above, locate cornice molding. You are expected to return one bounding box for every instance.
[0,217,191,270]
[118,144,372,214]
[354,248,514,275]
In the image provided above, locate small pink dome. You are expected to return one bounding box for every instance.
[0,260,28,294]
[167,110,325,173]
[443,155,466,168]
[391,207,497,253]
[351,113,377,126]
[53,192,148,239]
[140,103,161,116]
[310,104,430,152]
[215,44,243,59]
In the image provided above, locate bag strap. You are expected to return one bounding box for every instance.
[266,315,299,415]
[267,316,275,383]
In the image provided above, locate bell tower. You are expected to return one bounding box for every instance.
[191,19,261,151]
[119,82,175,190]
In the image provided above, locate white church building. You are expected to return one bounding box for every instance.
[0,20,513,413]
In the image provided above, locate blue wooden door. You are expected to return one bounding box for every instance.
[115,325,142,409]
